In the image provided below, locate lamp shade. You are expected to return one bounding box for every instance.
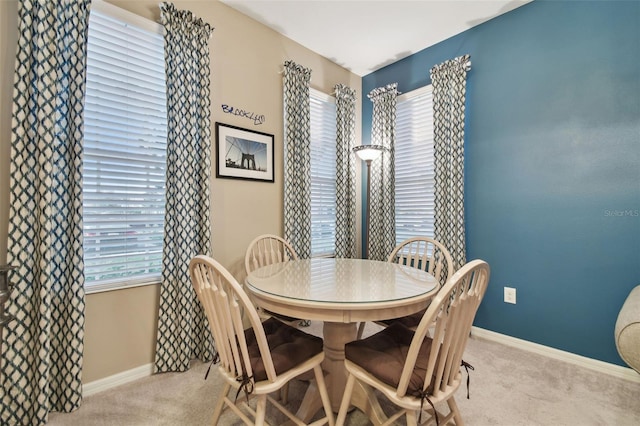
[352,144,386,162]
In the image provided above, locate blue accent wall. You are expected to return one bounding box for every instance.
[362,0,640,366]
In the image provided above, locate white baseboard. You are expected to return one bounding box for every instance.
[83,363,154,397]
[81,329,639,398]
[471,326,640,384]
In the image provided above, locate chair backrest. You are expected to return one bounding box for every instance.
[397,259,490,400]
[190,255,279,382]
[245,234,299,274]
[387,237,454,286]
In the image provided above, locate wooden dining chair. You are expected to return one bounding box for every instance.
[245,234,309,328]
[357,236,454,339]
[190,255,335,426]
[336,259,490,426]
[245,234,299,273]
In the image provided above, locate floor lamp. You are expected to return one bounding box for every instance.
[353,144,386,259]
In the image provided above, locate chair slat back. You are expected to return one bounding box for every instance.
[190,255,278,382]
[397,260,490,399]
[388,237,454,286]
[245,234,299,274]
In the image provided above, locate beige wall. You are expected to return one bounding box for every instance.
[0,0,361,383]
[0,1,17,267]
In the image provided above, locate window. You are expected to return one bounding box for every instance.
[309,89,337,257]
[395,85,435,244]
[83,1,167,293]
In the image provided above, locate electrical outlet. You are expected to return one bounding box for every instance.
[504,287,516,304]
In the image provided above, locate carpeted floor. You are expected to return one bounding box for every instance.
[48,322,640,425]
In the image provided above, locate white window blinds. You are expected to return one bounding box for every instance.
[395,85,435,244]
[83,1,167,291]
[309,89,337,257]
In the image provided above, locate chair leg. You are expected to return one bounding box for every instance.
[281,382,289,404]
[211,382,231,425]
[314,364,335,426]
[405,410,418,426]
[356,322,366,339]
[335,373,356,426]
[447,397,464,425]
[254,394,268,425]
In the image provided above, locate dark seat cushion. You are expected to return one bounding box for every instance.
[244,317,323,382]
[379,308,426,328]
[345,322,436,395]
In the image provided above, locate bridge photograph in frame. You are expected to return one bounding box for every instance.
[215,122,275,183]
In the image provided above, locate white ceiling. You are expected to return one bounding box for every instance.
[220,0,532,76]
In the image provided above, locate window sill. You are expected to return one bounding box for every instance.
[85,275,161,295]
[312,253,336,259]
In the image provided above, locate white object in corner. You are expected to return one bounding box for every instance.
[471,327,640,384]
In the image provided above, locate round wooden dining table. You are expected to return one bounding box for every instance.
[246,258,438,423]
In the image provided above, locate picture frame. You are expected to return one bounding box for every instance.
[215,122,274,183]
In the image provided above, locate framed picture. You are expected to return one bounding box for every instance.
[215,122,274,183]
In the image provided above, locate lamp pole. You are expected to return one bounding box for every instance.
[352,144,387,259]
[364,159,373,259]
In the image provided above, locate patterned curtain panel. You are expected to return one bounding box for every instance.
[283,60,312,258]
[334,84,358,259]
[430,55,472,271]
[1,0,90,424]
[154,2,214,373]
[368,84,399,261]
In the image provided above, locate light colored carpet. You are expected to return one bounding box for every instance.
[48,322,640,425]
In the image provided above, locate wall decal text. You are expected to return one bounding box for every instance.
[221,104,265,125]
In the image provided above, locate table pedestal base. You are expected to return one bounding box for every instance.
[294,322,387,425]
